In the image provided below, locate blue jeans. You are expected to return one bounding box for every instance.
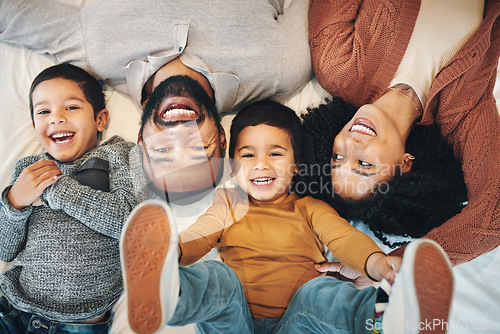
[0,296,112,334]
[168,260,254,333]
[276,276,377,334]
[168,261,377,334]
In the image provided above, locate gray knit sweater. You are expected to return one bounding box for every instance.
[0,136,142,322]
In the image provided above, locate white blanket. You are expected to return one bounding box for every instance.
[0,1,499,333]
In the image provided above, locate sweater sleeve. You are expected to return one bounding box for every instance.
[0,157,37,262]
[308,0,419,106]
[41,140,139,240]
[306,197,384,277]
[432,102,500,265]
[178,189,235,266]
[0,186,32,262]
[392,101,500,265]
[391,5,500,264]
[0,0,83,63]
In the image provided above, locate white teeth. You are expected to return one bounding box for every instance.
[50,132,74,143]
[51,132,74,139]
[351,124,376,137]
[251,177,274,185]
[163,108,196,118]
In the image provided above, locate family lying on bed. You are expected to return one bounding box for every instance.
[0,64,449,334]
[0,0,498,333]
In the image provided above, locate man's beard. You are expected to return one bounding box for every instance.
[142,75,218,128]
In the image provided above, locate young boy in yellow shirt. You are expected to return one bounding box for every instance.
[120,100,453,334]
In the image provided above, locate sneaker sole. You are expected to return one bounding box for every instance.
[122,204,170,334]
[414,242,453,333]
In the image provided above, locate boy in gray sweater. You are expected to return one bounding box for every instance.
[0,64,140,333]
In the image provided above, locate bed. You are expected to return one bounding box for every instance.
[1,0,499,333]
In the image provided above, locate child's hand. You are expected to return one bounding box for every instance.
[32,198,43,206]
[366,253,402,284]
[315,262,378,289]
[8,159,62,210]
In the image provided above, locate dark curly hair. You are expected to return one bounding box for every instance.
[294,97,468,248]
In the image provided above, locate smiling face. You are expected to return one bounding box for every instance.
[140,118,225,195]
[331,103,410,199]
[233,124,297,203]
[139,75,226,197]
[31,78,108,162]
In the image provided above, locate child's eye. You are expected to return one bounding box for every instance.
[241,153,254,158]
[37,109,50,115]
[270,152,283,157]
[192,146,208,151]
[67,105,80,111]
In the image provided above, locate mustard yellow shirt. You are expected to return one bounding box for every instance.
[179,188,383,318]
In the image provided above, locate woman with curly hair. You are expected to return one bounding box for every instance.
[303,0,500,266]
[296,96,467,249]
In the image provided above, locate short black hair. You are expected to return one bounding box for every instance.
[29,63,105,123]
[295,97,468,248]
[229,100,302,163]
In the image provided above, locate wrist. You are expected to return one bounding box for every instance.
[365,252,386,281]
[7,188,28,210]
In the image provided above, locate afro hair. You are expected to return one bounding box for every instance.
[294,97,468,248]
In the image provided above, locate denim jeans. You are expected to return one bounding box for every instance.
[168,260,254,334]
[168,261,377,334]
[276,276,377,334]
[0,296,112,334]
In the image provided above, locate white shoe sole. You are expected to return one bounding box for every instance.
[383,239,454,334]
[411,240,453,333]
[120,200,177,334]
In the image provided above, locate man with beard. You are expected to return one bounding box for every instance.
[135,74,227,215]
[1,2,311,331]
[0,0,311,199]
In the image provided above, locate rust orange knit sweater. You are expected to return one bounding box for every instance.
[309,0,500,265]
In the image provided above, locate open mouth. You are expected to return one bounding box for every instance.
[160,102,199,121]
[350,118,377,137]
[49,132,75,143]
[250,177,275,186]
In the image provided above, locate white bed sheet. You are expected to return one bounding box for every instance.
[0,1,499,333]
